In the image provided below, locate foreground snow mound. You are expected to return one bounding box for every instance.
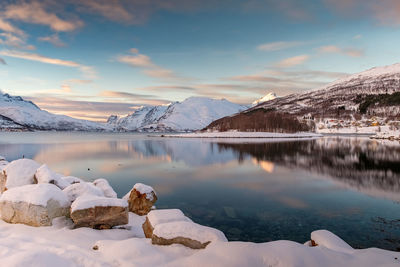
[63,182,104,202]
[1,159,41,192]
[35,164,70,189]
[311,230,354,253]
[93,178,117,198]
[0,184,69,226]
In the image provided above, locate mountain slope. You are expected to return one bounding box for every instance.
[252,92,277,106]
[108,97,246,131]
[253,63,400,117]
[0,93,109,131]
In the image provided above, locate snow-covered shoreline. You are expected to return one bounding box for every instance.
[0,156,399,266]
[158,131,323,139]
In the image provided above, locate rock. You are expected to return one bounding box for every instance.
[124,183,157,215]
[142,209,191,238]
[61,176,84,185]
[70,195,128,229]
[93,178,117,198]
[63,182,104,203]
[34,164,70,189]
[0,155,5,161]
[1,159,40,193]
[0,184,70,227]
[151,221,227,249]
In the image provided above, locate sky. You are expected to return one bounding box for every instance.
[1,0,400,121]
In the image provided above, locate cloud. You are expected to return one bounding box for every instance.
[0,17,25,36]
[275,55,310,68]
[324,0,400,26]
[60,84,72,93]
[317,45,364,57]
[0,32,35,50]
[38,34,66,47]
[26,95,140,121]
[0,57,6,65]
[353,34,362,39]
[100,91,157,99]
[74,0,133,23]
[117,48,181,80]
[100,90,171,105]
[257,41,304,51]
[0,50,96,79]
[3,1,83,32]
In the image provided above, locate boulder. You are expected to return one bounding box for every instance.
[151,221,227,249]
[63,182,104,202]
[124,183,157,215]
[93,178,117,198]
[0,159,9,193]
[1,159,40,193]
[142,209,192,238]
[0,184,70,227]
[70,195,128,229]
[61,176,84,185]
[34,164,70,189]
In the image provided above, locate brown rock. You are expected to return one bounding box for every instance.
[151,234,210,249]
[71,206,128,229]
[127,188,157,216]
[142,217,154,238]
[0,170,6,193]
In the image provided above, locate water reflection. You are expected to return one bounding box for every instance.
[0,133,399,250]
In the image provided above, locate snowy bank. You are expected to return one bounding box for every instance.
[0,156,398,266]
[160,131,322,139]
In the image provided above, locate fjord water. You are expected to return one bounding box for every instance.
[0,133,399,251]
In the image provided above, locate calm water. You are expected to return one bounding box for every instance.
[0,132,399,251]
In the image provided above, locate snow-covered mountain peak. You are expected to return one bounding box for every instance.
[252,92,277,106]
[109,96,245,131]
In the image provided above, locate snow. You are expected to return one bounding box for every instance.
[61,176,84,185]
[147,209,192,227]
[134,183,156,200]
[0,155,5,161]
[109,97,245,132]
[0,217,396,267]
[164,131,323,139]
[0,92,110,131]
[252,92,277,106]
[3,159,41,189]
[93,178,117,198]
[71,195,128,212]
[311,230,353,253]
[0,184,69,207]
[35,164,70,189]
[153,221,228,244]
[62,182,104,202]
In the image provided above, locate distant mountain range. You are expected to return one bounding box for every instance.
[2,62,400,132]
[0,93,109,131]
[107,97,247,132]
[253,63,400,117]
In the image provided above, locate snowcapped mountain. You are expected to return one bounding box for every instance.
[108,97,246,132]
[254,63,400,117]
[252,92,277,106]
[0,92,109,131]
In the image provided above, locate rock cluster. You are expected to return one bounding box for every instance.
[0,155,228,250]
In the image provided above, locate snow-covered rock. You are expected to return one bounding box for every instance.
[1,159,40,192]
[63,182,104,203]
[152,221,228,249]
[0,92,110,131]
[124,183,157,215]
[143,209,192,238]
[61,176,84,185]
[108,97,245,132]
[70,195,128,229]
[93,178,117,198]
[252,92,277,106]
[35,164,70,189]
[0,184,70,226]
[310,230,354,253]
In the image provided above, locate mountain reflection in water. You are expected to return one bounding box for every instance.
[0,133,399,250]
